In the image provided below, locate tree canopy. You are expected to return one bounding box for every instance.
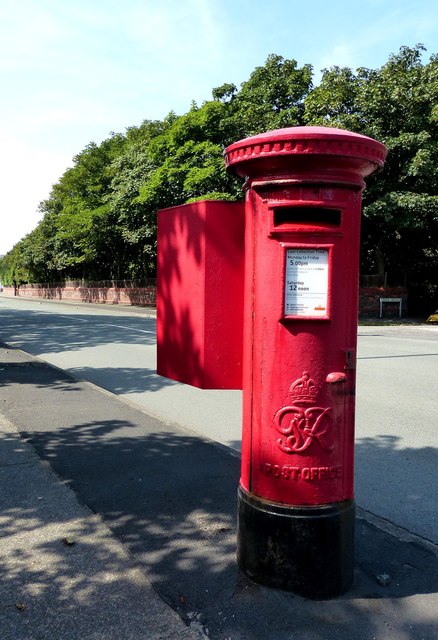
[1,45,436,312]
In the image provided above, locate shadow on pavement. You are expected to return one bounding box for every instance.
[0,307,157,352]
[355,434,438,544]
[67,365,180,393]
[0,429,198,640]
[1,343,438,639]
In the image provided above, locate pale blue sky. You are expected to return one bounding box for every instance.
[1,0,437,255]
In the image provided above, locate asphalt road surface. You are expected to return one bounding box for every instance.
[0,295,436,545]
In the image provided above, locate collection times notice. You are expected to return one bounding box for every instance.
[284,249,329,317]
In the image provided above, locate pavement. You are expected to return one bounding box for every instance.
[1,326,438,639]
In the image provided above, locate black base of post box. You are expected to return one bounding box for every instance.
[237,486,355,599]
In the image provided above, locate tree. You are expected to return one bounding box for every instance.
[304,45,438,311]
[226,54,313,136]
[135,101,242,213]
[33,133,127,280]
[105,145,157,279]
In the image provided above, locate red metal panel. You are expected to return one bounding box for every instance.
[157,200,244,389]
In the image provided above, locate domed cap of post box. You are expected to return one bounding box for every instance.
[224,126,387,189]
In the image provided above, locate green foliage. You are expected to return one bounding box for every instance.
[186,192,238,204]
[229,54,313,136]
[0,46,436,312]
[303,44,438,311]
[303,66,362,130]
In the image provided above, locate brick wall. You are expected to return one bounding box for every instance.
[3,284,408,318]
[1,284,157,307]
[359,287,408,318]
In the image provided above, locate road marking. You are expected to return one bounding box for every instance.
[25,313,156,335]
[69,317,155,334]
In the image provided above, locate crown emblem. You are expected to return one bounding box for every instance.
[289,371,318,405]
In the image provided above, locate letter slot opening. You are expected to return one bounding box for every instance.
[273,207,341,227]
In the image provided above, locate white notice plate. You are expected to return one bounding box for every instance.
[284,248,329,318]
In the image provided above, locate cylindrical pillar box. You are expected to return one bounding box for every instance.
[224,126,387,599]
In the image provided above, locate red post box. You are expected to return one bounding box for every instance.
[224,126,387,598]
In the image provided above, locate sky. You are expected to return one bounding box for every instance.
[1,0,437,256]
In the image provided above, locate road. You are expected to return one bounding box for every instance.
[0,295,436,544]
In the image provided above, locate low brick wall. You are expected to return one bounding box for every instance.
[2,284,408,317]
[359,287,408,318]
[1,285,157,307]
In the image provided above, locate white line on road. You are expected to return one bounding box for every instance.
[42,314,155,335]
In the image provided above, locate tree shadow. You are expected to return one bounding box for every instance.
[0,350,83,392]
[65,365,181,393]
[0,342,177,394]
[15,421,438,639]
[0,433,191,640]
[355,434,438,544]
[0,308,157,354]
